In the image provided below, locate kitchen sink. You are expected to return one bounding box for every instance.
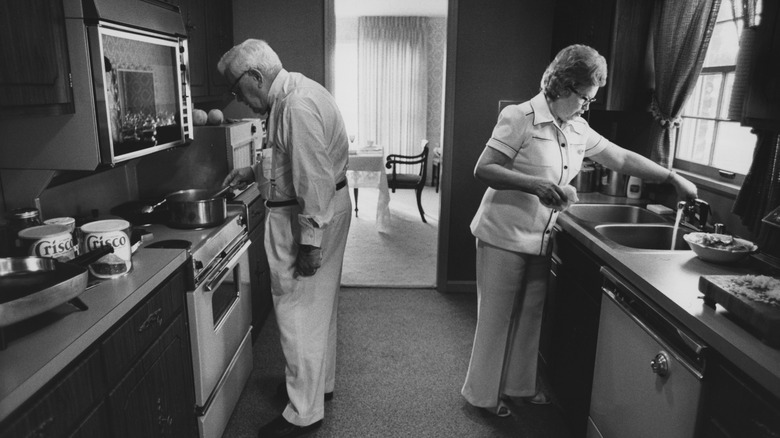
[595,224,693,250]
[566,204,667,224]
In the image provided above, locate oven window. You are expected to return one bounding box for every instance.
[100,27,183,159]
[211,264,240,326]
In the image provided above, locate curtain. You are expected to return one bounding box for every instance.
[733,130,780,254]
[645,0,721,167]
[358,16,428,174]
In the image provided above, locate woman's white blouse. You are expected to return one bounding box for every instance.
[470,92,611,255]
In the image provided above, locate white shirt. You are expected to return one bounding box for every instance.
[470,92,611,255]
[258,69,350,247]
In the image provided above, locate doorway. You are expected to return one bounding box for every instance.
[326,0,447,288]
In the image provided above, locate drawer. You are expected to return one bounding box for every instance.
[0,349,104,438]
[101,269,185,386]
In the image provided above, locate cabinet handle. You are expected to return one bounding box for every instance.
[24,416,54,438]
[650,352,669,377]
[138,308,163,332]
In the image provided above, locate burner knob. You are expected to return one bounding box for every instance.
[193,259,204,270]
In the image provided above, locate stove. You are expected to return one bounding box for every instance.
[126,199,253,438]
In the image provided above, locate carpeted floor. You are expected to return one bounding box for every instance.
[341,187,439,288]
[222,288,573,438]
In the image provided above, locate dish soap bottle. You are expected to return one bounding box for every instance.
[626,176,642,199]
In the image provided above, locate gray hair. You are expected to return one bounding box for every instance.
[540,44,607,99]
[217,39,283,79]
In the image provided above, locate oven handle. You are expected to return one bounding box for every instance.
[204,238,251,292]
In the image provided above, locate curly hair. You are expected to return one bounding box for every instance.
[540,44,607,100]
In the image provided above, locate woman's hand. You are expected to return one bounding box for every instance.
[222,166,255,190]
[670,172,698,203]
[533,179,569,209]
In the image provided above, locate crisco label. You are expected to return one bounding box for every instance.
[32,236,75,258]
[18,225,75,261]
[84,232,128,252]
[80,220,132,279]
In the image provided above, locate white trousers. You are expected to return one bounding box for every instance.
[461,238,550,407]
[265,188,352,426]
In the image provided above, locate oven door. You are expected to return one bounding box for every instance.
[187,239,252,408]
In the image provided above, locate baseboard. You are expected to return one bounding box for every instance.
[440,280,476,293]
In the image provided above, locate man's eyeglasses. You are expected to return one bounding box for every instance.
[230,69,252,97]
[567,85,596,106]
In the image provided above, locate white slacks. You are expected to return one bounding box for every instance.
[265,188,352,426]
[461,238,550,407]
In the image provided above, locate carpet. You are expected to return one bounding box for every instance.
[341,187,439,288]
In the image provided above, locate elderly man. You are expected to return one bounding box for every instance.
[220,39,351,438]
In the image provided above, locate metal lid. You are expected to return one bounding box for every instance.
[8,207,40,220]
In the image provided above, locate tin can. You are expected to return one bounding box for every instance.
[7,207,42,256]
[18,224,77,261]
[80,219,132,279]
[44,217,79,255]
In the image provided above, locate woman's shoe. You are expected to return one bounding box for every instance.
[482,402,511,417]
[528,391,551,405]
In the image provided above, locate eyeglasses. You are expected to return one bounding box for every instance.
[230,69,252,97]
[567,85,597,106]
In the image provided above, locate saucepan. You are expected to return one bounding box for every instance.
[141,185,232,229]
[0,245,113,328]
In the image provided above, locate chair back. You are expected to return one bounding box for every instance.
[385,140,429,190]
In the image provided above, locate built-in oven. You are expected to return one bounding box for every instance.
[587,267,707,438]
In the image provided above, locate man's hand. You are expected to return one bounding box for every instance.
[222,166,255,190]
[294,244,322,278]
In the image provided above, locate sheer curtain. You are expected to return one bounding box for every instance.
[645,0,721,167]
[358,17,428,174]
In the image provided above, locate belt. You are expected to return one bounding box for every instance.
[266,179,347,208]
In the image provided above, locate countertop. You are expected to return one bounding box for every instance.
[0,247,187,421]
[557,195,780,399]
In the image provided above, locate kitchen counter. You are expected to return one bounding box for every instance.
[0,247,188,421]
[557,198,780,399]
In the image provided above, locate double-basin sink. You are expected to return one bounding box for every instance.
[564,204,694,251]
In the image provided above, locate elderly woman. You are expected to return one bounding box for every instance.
[461,44,697,417]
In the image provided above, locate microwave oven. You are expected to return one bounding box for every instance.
[0,0,193,171]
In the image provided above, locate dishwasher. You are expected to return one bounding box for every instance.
[587,267,707,438]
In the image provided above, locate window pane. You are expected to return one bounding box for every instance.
[703,21,740,67]
[712,122,756,173]
[720,72,735,119]
[682,77,703,117]
[677,119,715,164]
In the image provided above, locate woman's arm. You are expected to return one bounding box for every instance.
[590,143,698,201]
[474,146,569,206]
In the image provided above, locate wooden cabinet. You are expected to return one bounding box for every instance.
[540,227,603,438]
[0,0,73,117]
[698,355,780,438]
[167,0,233,101]
[0,268,195,438]
[551,0,654,112]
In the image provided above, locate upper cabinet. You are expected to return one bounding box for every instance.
[166,0,233,102]
[551,0,654,112]
[0,0,73,117]
[743,0,780,130]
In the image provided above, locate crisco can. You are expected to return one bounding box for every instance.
[18,224,76,261]
[80,219,132,279]
[44,217,79,255]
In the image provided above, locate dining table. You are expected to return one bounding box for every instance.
[346,147,391,232]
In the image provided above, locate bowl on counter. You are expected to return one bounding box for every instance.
[683,232,758,264]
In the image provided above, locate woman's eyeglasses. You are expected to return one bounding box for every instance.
[567,85,596,106]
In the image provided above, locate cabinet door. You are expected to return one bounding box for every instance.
[0,0,73,117]
[175,0,209,97]
[108,314,196,438]
[205,0,232,97]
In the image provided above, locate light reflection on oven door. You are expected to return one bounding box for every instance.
[187,240,253,408]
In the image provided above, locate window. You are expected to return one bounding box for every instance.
[675,0,761,186]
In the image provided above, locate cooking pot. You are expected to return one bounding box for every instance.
[165,187,229,229]
[571,164,599,193]
[0,245,113,328]
[599,167,629,197]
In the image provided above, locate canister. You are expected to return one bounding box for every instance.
[599,167,629,197]
[44,217,79,255]
[80,219,132,278]
[6,207,42,256]
[18,224,77,261]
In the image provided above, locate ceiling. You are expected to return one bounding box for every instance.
[334,0,448,17]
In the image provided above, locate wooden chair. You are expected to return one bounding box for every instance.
[386,140,429,223]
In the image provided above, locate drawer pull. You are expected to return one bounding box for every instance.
[138,308,163,332]
[24,416,54,438]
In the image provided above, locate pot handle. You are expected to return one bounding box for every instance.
[69,245,114,268]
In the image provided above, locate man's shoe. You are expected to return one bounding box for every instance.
[257,415,322,438]
[276,382,334,403]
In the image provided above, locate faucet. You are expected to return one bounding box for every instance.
[677,199,710,230]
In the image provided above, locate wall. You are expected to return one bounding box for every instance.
[222,0,327,120]
[439,0,555,290]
